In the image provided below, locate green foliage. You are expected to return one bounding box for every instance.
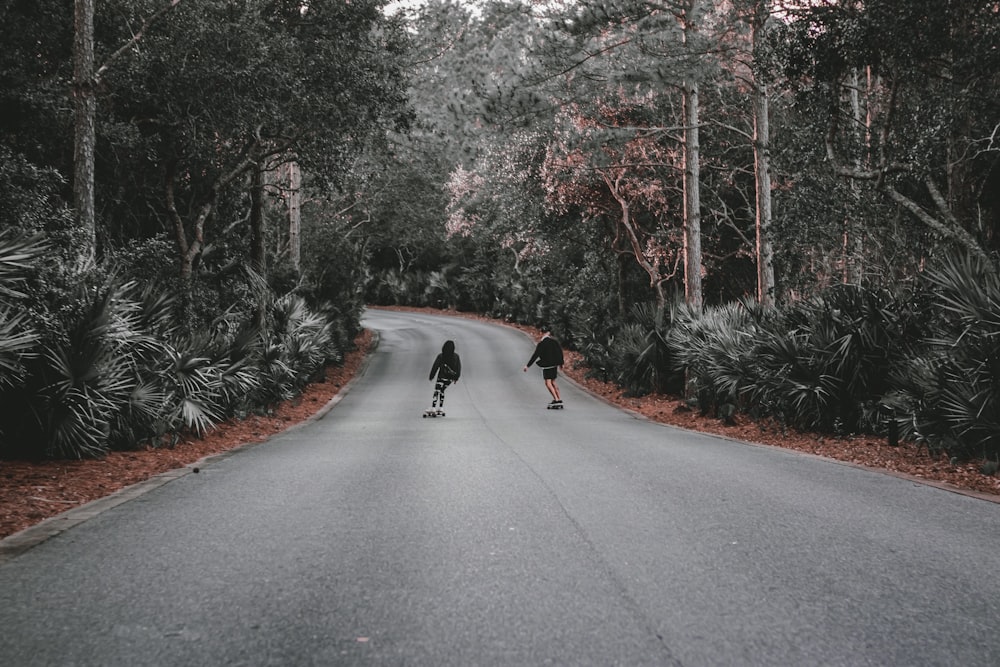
[3,279,144,459]
[609,303,679,397]
[774,0,1000,260]
[272,294,339,384]
[297,206,368,334]
[885,253,1000,460]
[0,230,46,392]
[0,264,347,459]
[667,301,765,417]
[659,285,920,433]
[745,285,914,434]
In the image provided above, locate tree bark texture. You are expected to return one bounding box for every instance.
[73,0,97,270]
[250,163,266,275]
[681,0,703,313]
[683,79,703,313]
[604,173,668,324]
[286,161,301,275]
[750,4,775,306]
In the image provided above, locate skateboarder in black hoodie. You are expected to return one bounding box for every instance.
[428,340,461,415]
[523,330,564,407]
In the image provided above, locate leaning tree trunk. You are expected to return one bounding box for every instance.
[72,0,97,271]
[604,173,669,326]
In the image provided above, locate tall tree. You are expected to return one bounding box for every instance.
[101,0,410,284]
[541,99,683,322]
[680,0,704,312]
[744,0,777,305]
[778,0,1000,262]
[72,0,182,270]
[71,0,96,270]
[510,0,725,311]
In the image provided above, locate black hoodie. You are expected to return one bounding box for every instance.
[429,340,461,381]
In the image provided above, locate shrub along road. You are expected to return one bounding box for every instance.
[1,308,999,666]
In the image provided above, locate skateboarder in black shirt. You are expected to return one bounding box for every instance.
[523,330,564,408]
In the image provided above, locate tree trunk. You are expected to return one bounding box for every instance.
[682,0,703,313]
[605,174,668,324]
[72,0,97,270]
[617,250,627,320]
[249,161,268,328]
[750,5,776,306]
[287,160,301,276]
[72,0,183,272]
[250,163,266,275]
[843,67,866,284]
[683,79,703,313]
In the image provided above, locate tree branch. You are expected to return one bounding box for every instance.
[96,0,183,82]
[886,184,990,262]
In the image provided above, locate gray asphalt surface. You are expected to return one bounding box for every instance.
[1,308,999,666]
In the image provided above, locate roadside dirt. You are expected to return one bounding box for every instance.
[3,308,997,540]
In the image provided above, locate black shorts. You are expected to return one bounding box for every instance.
[542,366,558,380]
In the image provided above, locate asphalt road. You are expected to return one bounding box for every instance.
[1,308,999,666]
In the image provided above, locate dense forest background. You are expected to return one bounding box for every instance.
[1,0,998,463]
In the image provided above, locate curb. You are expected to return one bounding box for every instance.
[0,331,381,566]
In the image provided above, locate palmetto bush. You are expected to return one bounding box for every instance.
[1,236,352,459]
[3,279,146,459]
[0,230,44,396]
[612,302,681,397]
[884,253,1000,459]
[747,284,916,434]
[570,309,617,383]
[0,276,234,458]
[110,285,265,448]
[159,341,228,438]
[424,268,457,309]
[666,301,765,417]
[254,294,338,409]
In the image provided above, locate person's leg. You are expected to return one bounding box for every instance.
[438,379,451,408]
[432,380,444,407]
[545,378,561,402]
[542,367,560,402]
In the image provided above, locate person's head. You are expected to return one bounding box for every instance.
[442,340,455,355]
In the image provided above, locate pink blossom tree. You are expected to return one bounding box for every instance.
[542,94,683,325]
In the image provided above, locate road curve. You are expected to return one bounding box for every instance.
[1,308,998,666]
